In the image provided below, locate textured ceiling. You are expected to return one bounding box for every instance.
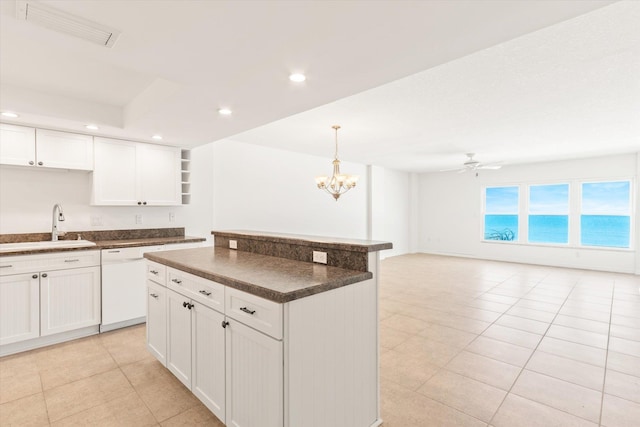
[1,0,636,172]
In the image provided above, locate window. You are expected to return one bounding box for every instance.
[581,181,631,248]
[484,186,518,241]
[528,184,569,244]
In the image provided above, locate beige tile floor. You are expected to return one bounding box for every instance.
[1,253,639,426]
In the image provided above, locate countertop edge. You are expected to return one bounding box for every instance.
[212,230,393,252]
[0,236,206,257]
[144,252,374,304]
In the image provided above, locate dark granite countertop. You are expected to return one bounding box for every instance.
[212,230,392,252]
[0,228,205,257]
[145,246,373,303]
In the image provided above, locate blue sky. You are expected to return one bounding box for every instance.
[529,184,569,214]
[486,186,518,213]
[582,181,631,214]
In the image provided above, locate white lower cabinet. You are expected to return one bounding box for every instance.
[0,273,40,345]
[166,287,227,421]
[166,288,194,387]
[0,251,102,355]
[146,281,167,365]
[192,298,226,421]
[146,264,379,427]
[225,318,283,427]
[40,266,101,336]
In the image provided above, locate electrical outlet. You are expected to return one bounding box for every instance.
[135,214,143,224]
[169,212,175,223]
[313,251,328,264]
[90,216,103,226]
[229,239,238,250]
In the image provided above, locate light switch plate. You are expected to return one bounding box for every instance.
[229,239,237,250]
[313,251,328,264]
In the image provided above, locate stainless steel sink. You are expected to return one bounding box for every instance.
[0,240,96,253]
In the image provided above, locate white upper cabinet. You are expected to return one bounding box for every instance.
[36,129,94,170]
[0,124,35,166]
[92,137,181,206]
[0,124,93,170]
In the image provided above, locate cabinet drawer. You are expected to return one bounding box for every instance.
[0,250,100,276]
[225,287,283,340]
[146,261,166,285]
[167,268,224,313]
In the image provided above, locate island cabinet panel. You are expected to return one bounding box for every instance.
[192,301,226,421]
[166,288,193,388]
[226,319,283,427]
[146,280,167,365]
[284,278,378,427]
[146,257,383,427]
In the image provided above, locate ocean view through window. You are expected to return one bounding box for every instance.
[581,181,631,248]
[528,184,569,244]
[484,186,519,241]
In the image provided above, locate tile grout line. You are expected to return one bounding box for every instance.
[597,279,616,427]
[486,273,587,426]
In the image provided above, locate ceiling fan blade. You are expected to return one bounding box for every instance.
[477,164,502,170]
[439,167,466,172]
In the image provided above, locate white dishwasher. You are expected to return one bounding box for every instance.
[100,245,163,332]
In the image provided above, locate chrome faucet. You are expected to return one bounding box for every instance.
[52,204,66,242]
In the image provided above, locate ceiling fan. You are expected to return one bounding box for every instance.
[441,153,502,173]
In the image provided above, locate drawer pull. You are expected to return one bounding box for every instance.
[150,270,159,275]
[172,278,182,284]
[240,307,256,315]
[0,265,12,268]
[150,293,159,299]
[64,259,80,263]
[199,290,212,296]
[107,250,120,253]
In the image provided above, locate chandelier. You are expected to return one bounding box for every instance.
[315,125,358,201]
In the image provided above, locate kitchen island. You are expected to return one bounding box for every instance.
[144,230,391,427]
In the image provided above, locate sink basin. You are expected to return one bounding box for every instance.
[0,240,96,253]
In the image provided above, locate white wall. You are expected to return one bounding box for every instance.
[212,139,369,239]
[369,166,411,258]
[417,153,639,274]
[0,166,187,235]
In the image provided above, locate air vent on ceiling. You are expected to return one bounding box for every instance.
[16,0,121,48]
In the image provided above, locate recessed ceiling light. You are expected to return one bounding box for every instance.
[218,108,232,116]
[85,124,99,130]
[152,135,163,140]
[1,112,19,118]
[289,73,306,82]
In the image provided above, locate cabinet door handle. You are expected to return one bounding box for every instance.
[172,278,182,284]
[199,290,211,296]
[239,307,256,315]
[38,161,43,166]
[64,259,79,263]
[221,320,229,328]
[150,293,158,298]
[182,301,188,308]
[32,274,39,279]
[41,273,48,278]
[0,265,12,268]
[29,161,34,165]
[150,270,158,274]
